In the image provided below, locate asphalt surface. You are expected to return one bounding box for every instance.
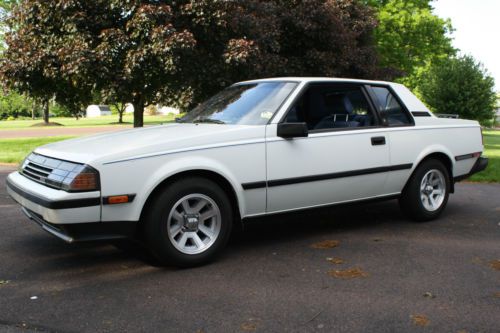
[0,166,499,333]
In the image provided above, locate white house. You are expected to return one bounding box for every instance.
[86,105,112,117]
[125,103,180,115]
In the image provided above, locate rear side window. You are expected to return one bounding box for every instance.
[371,86,411,126]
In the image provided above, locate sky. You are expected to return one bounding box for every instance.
[433,0,500,91]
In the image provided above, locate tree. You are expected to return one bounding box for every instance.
[169,0,388,109]
[417,55,497,125]
[2,0,387,127]
[366,0,455,87]
[0,0,99,124]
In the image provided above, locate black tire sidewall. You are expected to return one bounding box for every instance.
[144,177,233,267]
[401,159,450,222]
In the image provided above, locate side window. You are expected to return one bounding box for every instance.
[370,86,411,126]
[284,84,376,131]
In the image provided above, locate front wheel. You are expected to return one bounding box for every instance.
[399,159,450,222]
[144,177,233,267]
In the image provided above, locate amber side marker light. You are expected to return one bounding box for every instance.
[103,194,136,205]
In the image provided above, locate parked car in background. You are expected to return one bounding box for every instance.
[6,77,488,266]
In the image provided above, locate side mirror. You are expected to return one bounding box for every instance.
[277,122,308,139]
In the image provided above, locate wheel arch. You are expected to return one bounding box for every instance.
[406,150,455,193]
[138,169,243,233]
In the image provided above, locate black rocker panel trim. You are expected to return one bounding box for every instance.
[242,163,413,190]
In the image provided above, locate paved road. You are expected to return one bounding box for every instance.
[0,126,126,139]
[0,167,499,333]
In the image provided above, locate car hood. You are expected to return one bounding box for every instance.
[35,124,265,165]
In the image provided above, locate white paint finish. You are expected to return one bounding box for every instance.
[390,84,432,113]
[6,78,485,228]
[265,124,390,212]
[99,126,267,221]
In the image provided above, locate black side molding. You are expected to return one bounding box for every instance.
[455,152,481,161]
[6,178,100,209]
[242,163,413,190]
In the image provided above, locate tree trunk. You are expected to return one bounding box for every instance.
[42,98,49,124]
[31,100,36,120]
[116,103,124,124]
[133,99,144,128]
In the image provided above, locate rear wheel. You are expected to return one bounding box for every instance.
[399,159,450,222]
[144,177,233,267]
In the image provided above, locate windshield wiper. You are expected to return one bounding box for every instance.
[193,118,226,124]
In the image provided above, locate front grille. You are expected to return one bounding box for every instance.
[20,153,85,190]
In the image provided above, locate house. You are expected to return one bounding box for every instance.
[86,105,112,117]
[125,103,180,115]
[495,108,500,124]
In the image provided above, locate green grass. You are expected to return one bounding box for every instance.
[0,136,75,164]
[0,114,177,130]
[469,130,500,182]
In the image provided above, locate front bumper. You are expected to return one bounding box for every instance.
[6,171,101,224]
[6,171,137,242]
[20,207,136,243]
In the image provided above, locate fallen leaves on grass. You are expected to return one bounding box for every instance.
[311,240,339,249]
[489,260,500,270]
[411,314,430,327]
[326,257,344,264]
[328,267,368,279]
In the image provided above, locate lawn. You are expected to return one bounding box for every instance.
[0,136,75,164]
[469,130,500,183]
[0,130,498,183]
[0,114,177,130]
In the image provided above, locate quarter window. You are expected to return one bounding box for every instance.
[371,86,411,126]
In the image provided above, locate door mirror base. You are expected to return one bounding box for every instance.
[277,123,309,139]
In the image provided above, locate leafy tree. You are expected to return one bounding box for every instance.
[2,0,387,127]
[417,55,497,125]
[0,90,33,119]
[170,0,387,109]
[367,0,455,87]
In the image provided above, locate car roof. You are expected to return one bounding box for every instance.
[237,77,397,86]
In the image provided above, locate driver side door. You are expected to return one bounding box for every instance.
[265,82,394,213]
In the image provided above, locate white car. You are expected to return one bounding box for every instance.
[6,77,488,266]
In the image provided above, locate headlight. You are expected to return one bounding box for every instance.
[59,165,100,192]
[20,153,100,192]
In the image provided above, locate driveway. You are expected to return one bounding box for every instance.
[0,167,499,332]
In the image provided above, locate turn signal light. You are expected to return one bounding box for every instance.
[107,195,130,204]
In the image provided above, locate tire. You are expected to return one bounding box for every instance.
[399,159,450,222]
[144,177,233,267]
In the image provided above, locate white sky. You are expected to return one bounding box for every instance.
[433,0,500,91]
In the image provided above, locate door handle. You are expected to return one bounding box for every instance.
[371,136,386,146]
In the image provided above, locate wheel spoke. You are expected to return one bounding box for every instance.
[192,198,207,213]
[170,224,183,238]
[177,232,188,248]
[199,224,214,239]
[191,233,205,248]
[172,210,184,223]
[181,200,192,214]
[200,208,216,222]
[429,195,437,208]
[433,189,443,195]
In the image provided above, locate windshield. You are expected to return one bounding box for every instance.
[180,82,298,125]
